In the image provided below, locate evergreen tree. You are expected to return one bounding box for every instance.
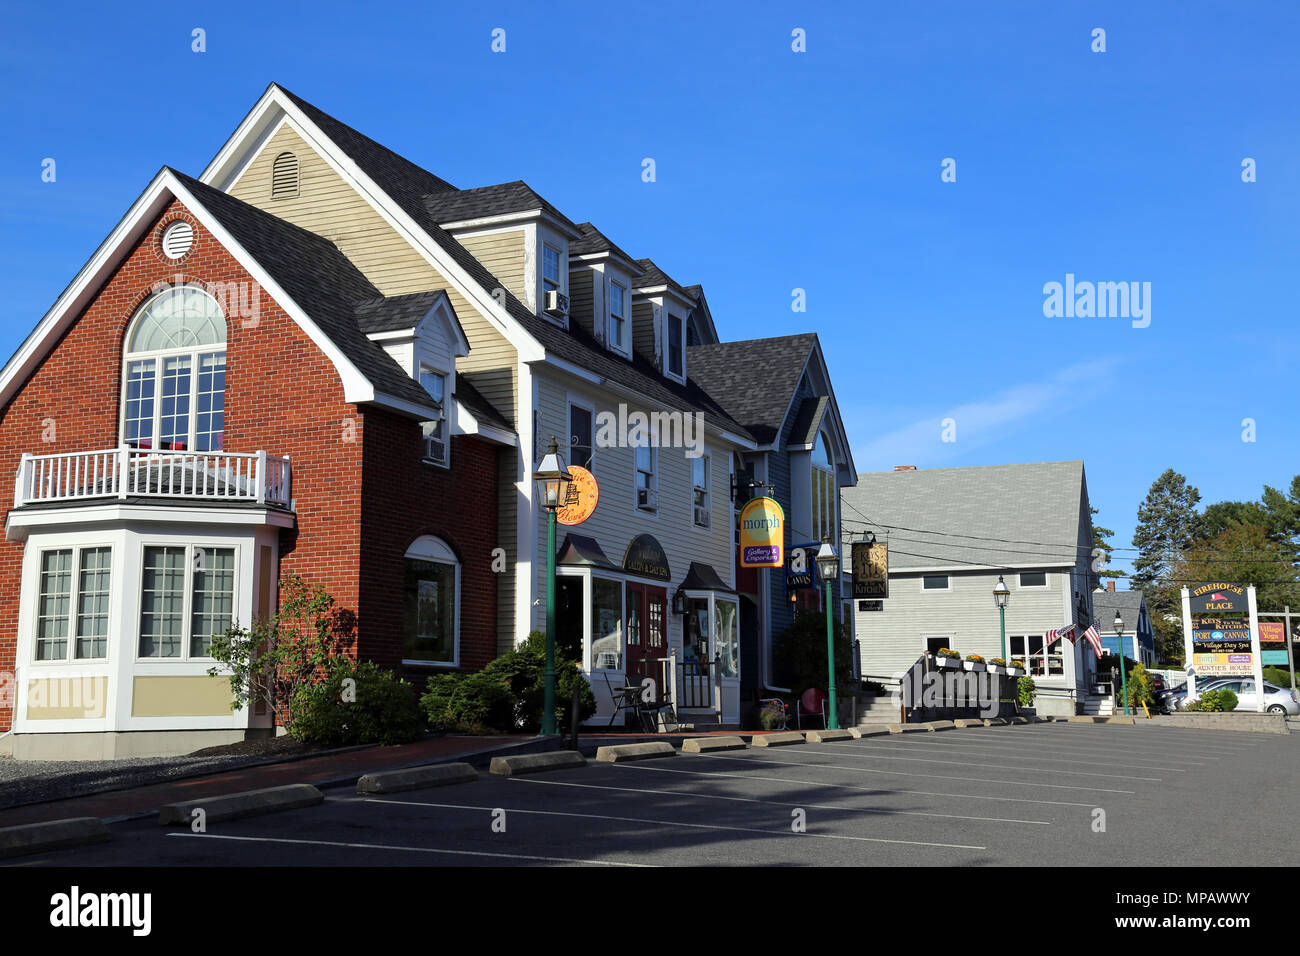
[1131,470,1201,598]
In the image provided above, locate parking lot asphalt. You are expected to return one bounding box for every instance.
[8,722,1296,867]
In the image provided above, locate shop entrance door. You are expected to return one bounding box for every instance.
[625,582,668,688]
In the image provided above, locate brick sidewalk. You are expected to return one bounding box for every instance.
[0,735,536,827]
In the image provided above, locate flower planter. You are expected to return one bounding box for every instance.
[1006,667,1025,678]
[986,664,1004,676]
[962,660,986,672]
[936,657,962,670]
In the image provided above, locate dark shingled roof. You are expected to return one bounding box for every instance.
[352,290,451,335]
[634,258,690,296]
[1091,589,1146,618]
[687,334,818,445]
[172,170,437,410]
[424,181,578,231]
[271,85,751,439]
[571,222,642,270]
[455,372,511,432]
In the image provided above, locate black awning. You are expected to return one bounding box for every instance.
[555,533,620,571]
[680,561,736,594]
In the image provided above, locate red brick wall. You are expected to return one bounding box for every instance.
[358,407,501,682]
[0,199,367,731]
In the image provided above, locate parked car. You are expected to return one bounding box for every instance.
[1181,678,1299,715]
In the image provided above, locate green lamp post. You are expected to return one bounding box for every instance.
[815,538,841,730]
[993,575,1010,661]
[1113,610,1130,716]
[532,437,573,736]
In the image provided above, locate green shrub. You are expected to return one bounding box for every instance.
[419,632,596,734]
[1121,663,1156,710]
[1017,676,1036,707]
[290,661,422,746]
[1263,667,1296,688]
[1217,688,1239,711]
[1190,688,1239,713]
[773,611,852,697]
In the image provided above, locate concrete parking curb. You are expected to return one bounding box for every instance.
[356,762,477,793]
[158,783,322,826]
[983,718,1008,726]
[1068,716,1104,723]
[682,736,747,753]
[922,720,956,732]
[805,729,855,743]
[752,731,807,747]
[595,742,676,763]
[953,718,986,728]
[888,723,928,733]
[489,751,587,776]
[0,817,109,859]
[1103,716,1137,725]
[849,725,891,738]
[1008,716,1031,725]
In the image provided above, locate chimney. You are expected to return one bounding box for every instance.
[894,465,917,472]
[1106,581,1115,593]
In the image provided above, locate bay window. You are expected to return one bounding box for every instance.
[139,544,236,659]
[36,546,112,661]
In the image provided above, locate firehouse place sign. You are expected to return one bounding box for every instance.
[740,496,784,568]
[622,534,670,581]
[1189,582,1246,614]
[557,465,598,526]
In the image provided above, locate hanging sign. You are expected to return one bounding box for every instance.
[786,542,820,590]
[851,540,889,599]
[739,496,784,568]
[557,465,599,526]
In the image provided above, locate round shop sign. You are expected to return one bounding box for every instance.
[557,465,599,526]
[739,496,785,568]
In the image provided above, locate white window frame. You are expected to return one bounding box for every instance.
[567,398,595,473]
[401,535,461,668]
[665,312,685,381]
[588,572,625,673]
[922,634,956,655]
[120,286,228,453]
[608,279,630,357]
[32,544,115,663]
[1018,571,1049,589]
[692,454,710,529]
[635,443,658,514]
[920,574,951,592]
[135,541,239,662]
[810,431,837,544]
[419,363,449,468]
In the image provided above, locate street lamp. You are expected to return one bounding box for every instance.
[815,538,840,730]
[993,575,1010,661]
[532,437,573,736]
[1113,610,1130,716]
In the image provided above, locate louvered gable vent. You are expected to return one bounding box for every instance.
[271,151,299,198]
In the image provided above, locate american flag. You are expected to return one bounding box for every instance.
[1045,624,1076,645]
[1082,625,1103,658]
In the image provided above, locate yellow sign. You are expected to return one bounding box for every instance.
[739,496,784,568]
[557,465,599,526]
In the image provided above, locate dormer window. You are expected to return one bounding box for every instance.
[122,285,227,452]
[811,430,836,542]
[543,244,561,296]
[609,281,628,355]
[419,364,447,467]
[666,313,684,379]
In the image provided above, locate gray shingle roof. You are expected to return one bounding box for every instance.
[455,372,511,432]
[634,258,689,296]
[272,86,751,440]
[840,461,1088,571]
[173,171,438,411]
[1091,589,1145,617]
[570,222,642,270]
[423,181,578,231]
[352,290,450,335]
[687,334,817,445]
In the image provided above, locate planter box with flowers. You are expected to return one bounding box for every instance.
[986,657,1007,675]
[935,649,963,670]
[1006,660,1026,678]
[963,654,986,673]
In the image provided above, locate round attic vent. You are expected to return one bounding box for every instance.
[161,221,194,259]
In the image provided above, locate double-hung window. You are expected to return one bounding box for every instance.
[35,546,112,661]
[609,281,627,354]
[636,444,656,512]
[667,314,684,378]
[420,365,448,466]
[139,544,236,659]
[122,285,227,451]
[693,455,710,527]
[569,404,593,471]
[543,244,562,300]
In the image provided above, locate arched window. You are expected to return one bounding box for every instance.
[122,285,227,451]
[403,535,460,666]
[811,431,836,542]
[271,151,299,198]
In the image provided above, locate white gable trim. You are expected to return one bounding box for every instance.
[199,86,545,363]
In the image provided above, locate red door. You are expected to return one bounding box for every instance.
[625,583,668,688]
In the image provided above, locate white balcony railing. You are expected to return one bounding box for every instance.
[13,447,292,508]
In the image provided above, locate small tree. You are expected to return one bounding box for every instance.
[773,611,852,698]
[207,574,355,731]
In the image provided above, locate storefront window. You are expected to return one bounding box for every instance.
[685,597,709,674]
[591,577,623,670]
[714,599,738,678]
[402,536,459,665]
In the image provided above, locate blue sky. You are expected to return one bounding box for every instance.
[2,1,1297,575]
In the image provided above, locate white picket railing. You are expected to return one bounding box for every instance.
[14,447,291,508]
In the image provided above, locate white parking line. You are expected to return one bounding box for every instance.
[166,832,652,866]
[508,775,1052,825]
[992,729,1251,755]
[695,751,1138,793]
[851,737,1199,770]
[618,762,1099,808]
[795,746,1165,780]
[367,798,987,850]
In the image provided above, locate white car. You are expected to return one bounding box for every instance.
[1183,677,1299,715]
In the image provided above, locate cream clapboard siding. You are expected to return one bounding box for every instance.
[226,121,524,654]
[532,374,734,658]
[456,230,527,304]
[854,569,1072,680]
